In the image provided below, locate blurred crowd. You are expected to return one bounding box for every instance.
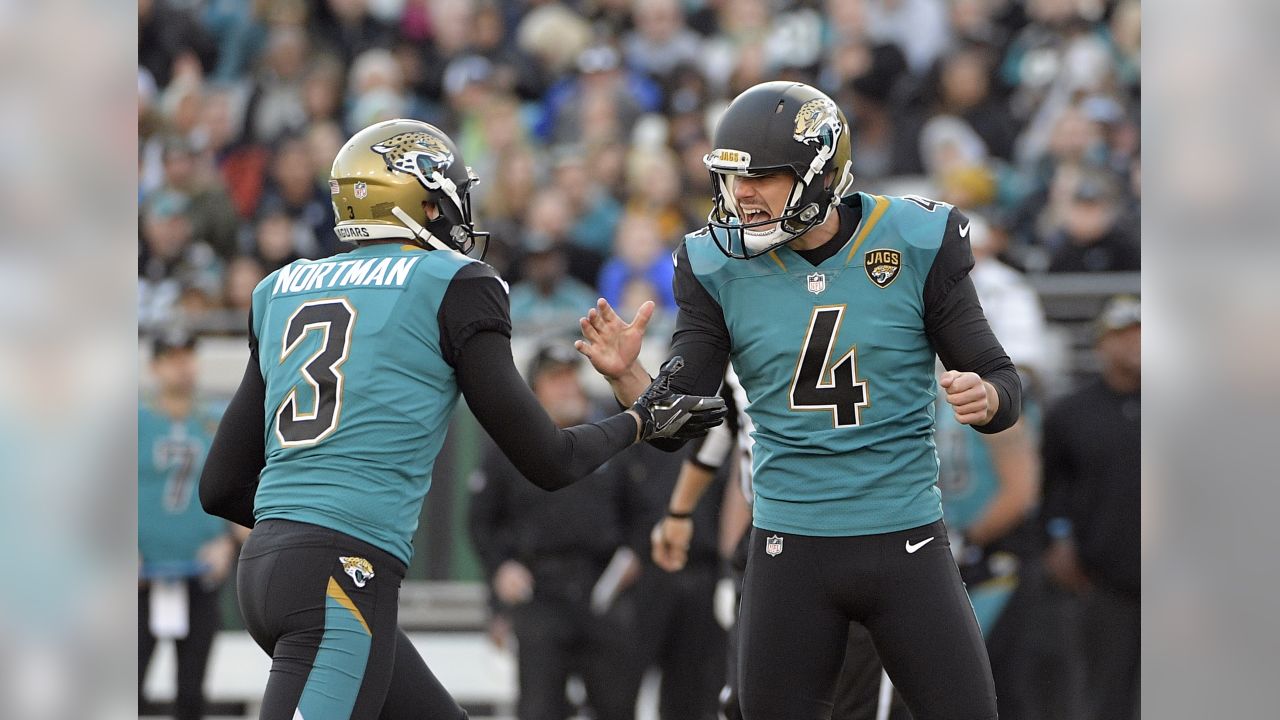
[139,0,1140,337]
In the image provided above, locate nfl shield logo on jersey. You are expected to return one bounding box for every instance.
[765,535,784,556]
[340,556,375,588]
[354,181,368,199]
[806,272,827,295]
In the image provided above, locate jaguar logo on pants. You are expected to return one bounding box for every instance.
[340,556,374,588]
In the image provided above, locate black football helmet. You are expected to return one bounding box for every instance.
[703,82,854,259]
[330,119,489,258]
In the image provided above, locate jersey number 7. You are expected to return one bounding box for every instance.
[788,305,869,428]
[276,298,357,447]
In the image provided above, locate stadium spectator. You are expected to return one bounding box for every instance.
[1045,171,1140,273]
[1004,0,1115,167]
[508,235,600,337]
[139,191,223,332]
[622,147,693,244]
[539,43,661,147]
[624,0,704,87]
[1040,295,1142,720]
[468,344,641,720]
[139,0,217,89]
[935,44,1019,162]
[310,0,396,68]
[221,255,267,316]
[553,149,624,262]
[139,330,243,720]
[255,135,333,258]
[247,25,312,144]
[515,3,594,83]
[468,0,550,102]
[157,135,241,262]
[598,212,677,313]
[245,201,306,273]
[300,55,347,125]
[519,189,592,287]
[865,0,951,75]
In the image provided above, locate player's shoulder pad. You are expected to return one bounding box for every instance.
[447,259,510,294]
[412,245,481,279]
[881,194,956,250]
[680,226,731,276]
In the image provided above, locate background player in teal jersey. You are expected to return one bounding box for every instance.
[139,330,243,720]
[198,119,725,720]
[577,82,1022,720]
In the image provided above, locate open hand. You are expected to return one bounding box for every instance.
[575,299,653,381]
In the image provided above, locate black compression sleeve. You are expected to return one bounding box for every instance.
[667,243,732,396]
[924,208,1021,434]
[438,262,513,368]
[644,244,733,452]
[199,344,266,527]
[456,330,638,491]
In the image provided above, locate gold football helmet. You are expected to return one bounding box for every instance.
[329,119,488,257]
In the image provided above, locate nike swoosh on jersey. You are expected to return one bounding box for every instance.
[958,222,971,238]
[905,536,935,553]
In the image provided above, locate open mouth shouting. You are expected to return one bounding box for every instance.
[742,206,776,231]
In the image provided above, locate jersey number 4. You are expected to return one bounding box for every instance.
[276,298,356,447]
[789,306,869,427]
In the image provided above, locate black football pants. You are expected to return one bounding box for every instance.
[737,521,996,720]
[237,519,468,720]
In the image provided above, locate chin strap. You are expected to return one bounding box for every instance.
[390,206,454,252]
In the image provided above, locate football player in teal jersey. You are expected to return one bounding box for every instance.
[139,330,242,720]
[577,83,1022,719]
[198,119,725,720]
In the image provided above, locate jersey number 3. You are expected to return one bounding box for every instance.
[276,298,356,446]
[789,305,869,427]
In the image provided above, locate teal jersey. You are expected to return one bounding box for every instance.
[138,399,227,575]
[251,243,483,564]
[684,193,954,536]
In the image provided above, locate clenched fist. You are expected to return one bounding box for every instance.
[939,370,998,426]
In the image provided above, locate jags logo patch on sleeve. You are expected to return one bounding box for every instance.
[864,248,902,288]
[339,556,375,588]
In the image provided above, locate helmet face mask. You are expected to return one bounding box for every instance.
[703,83,854,259]
[330,119,489,259]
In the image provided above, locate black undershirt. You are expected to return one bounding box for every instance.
[199,260,638,528]
[662,195,1020,452]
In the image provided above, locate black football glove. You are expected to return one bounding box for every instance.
[631,356,728,442]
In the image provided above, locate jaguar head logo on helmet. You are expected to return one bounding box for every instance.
[330,119,488,258]
[703,82,855,259]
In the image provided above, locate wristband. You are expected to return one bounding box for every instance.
[667,510,693,520]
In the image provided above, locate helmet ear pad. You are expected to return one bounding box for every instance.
[422,179,476,251]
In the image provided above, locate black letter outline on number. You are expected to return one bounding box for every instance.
[788,305,869,428]
[275,298,357,446]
